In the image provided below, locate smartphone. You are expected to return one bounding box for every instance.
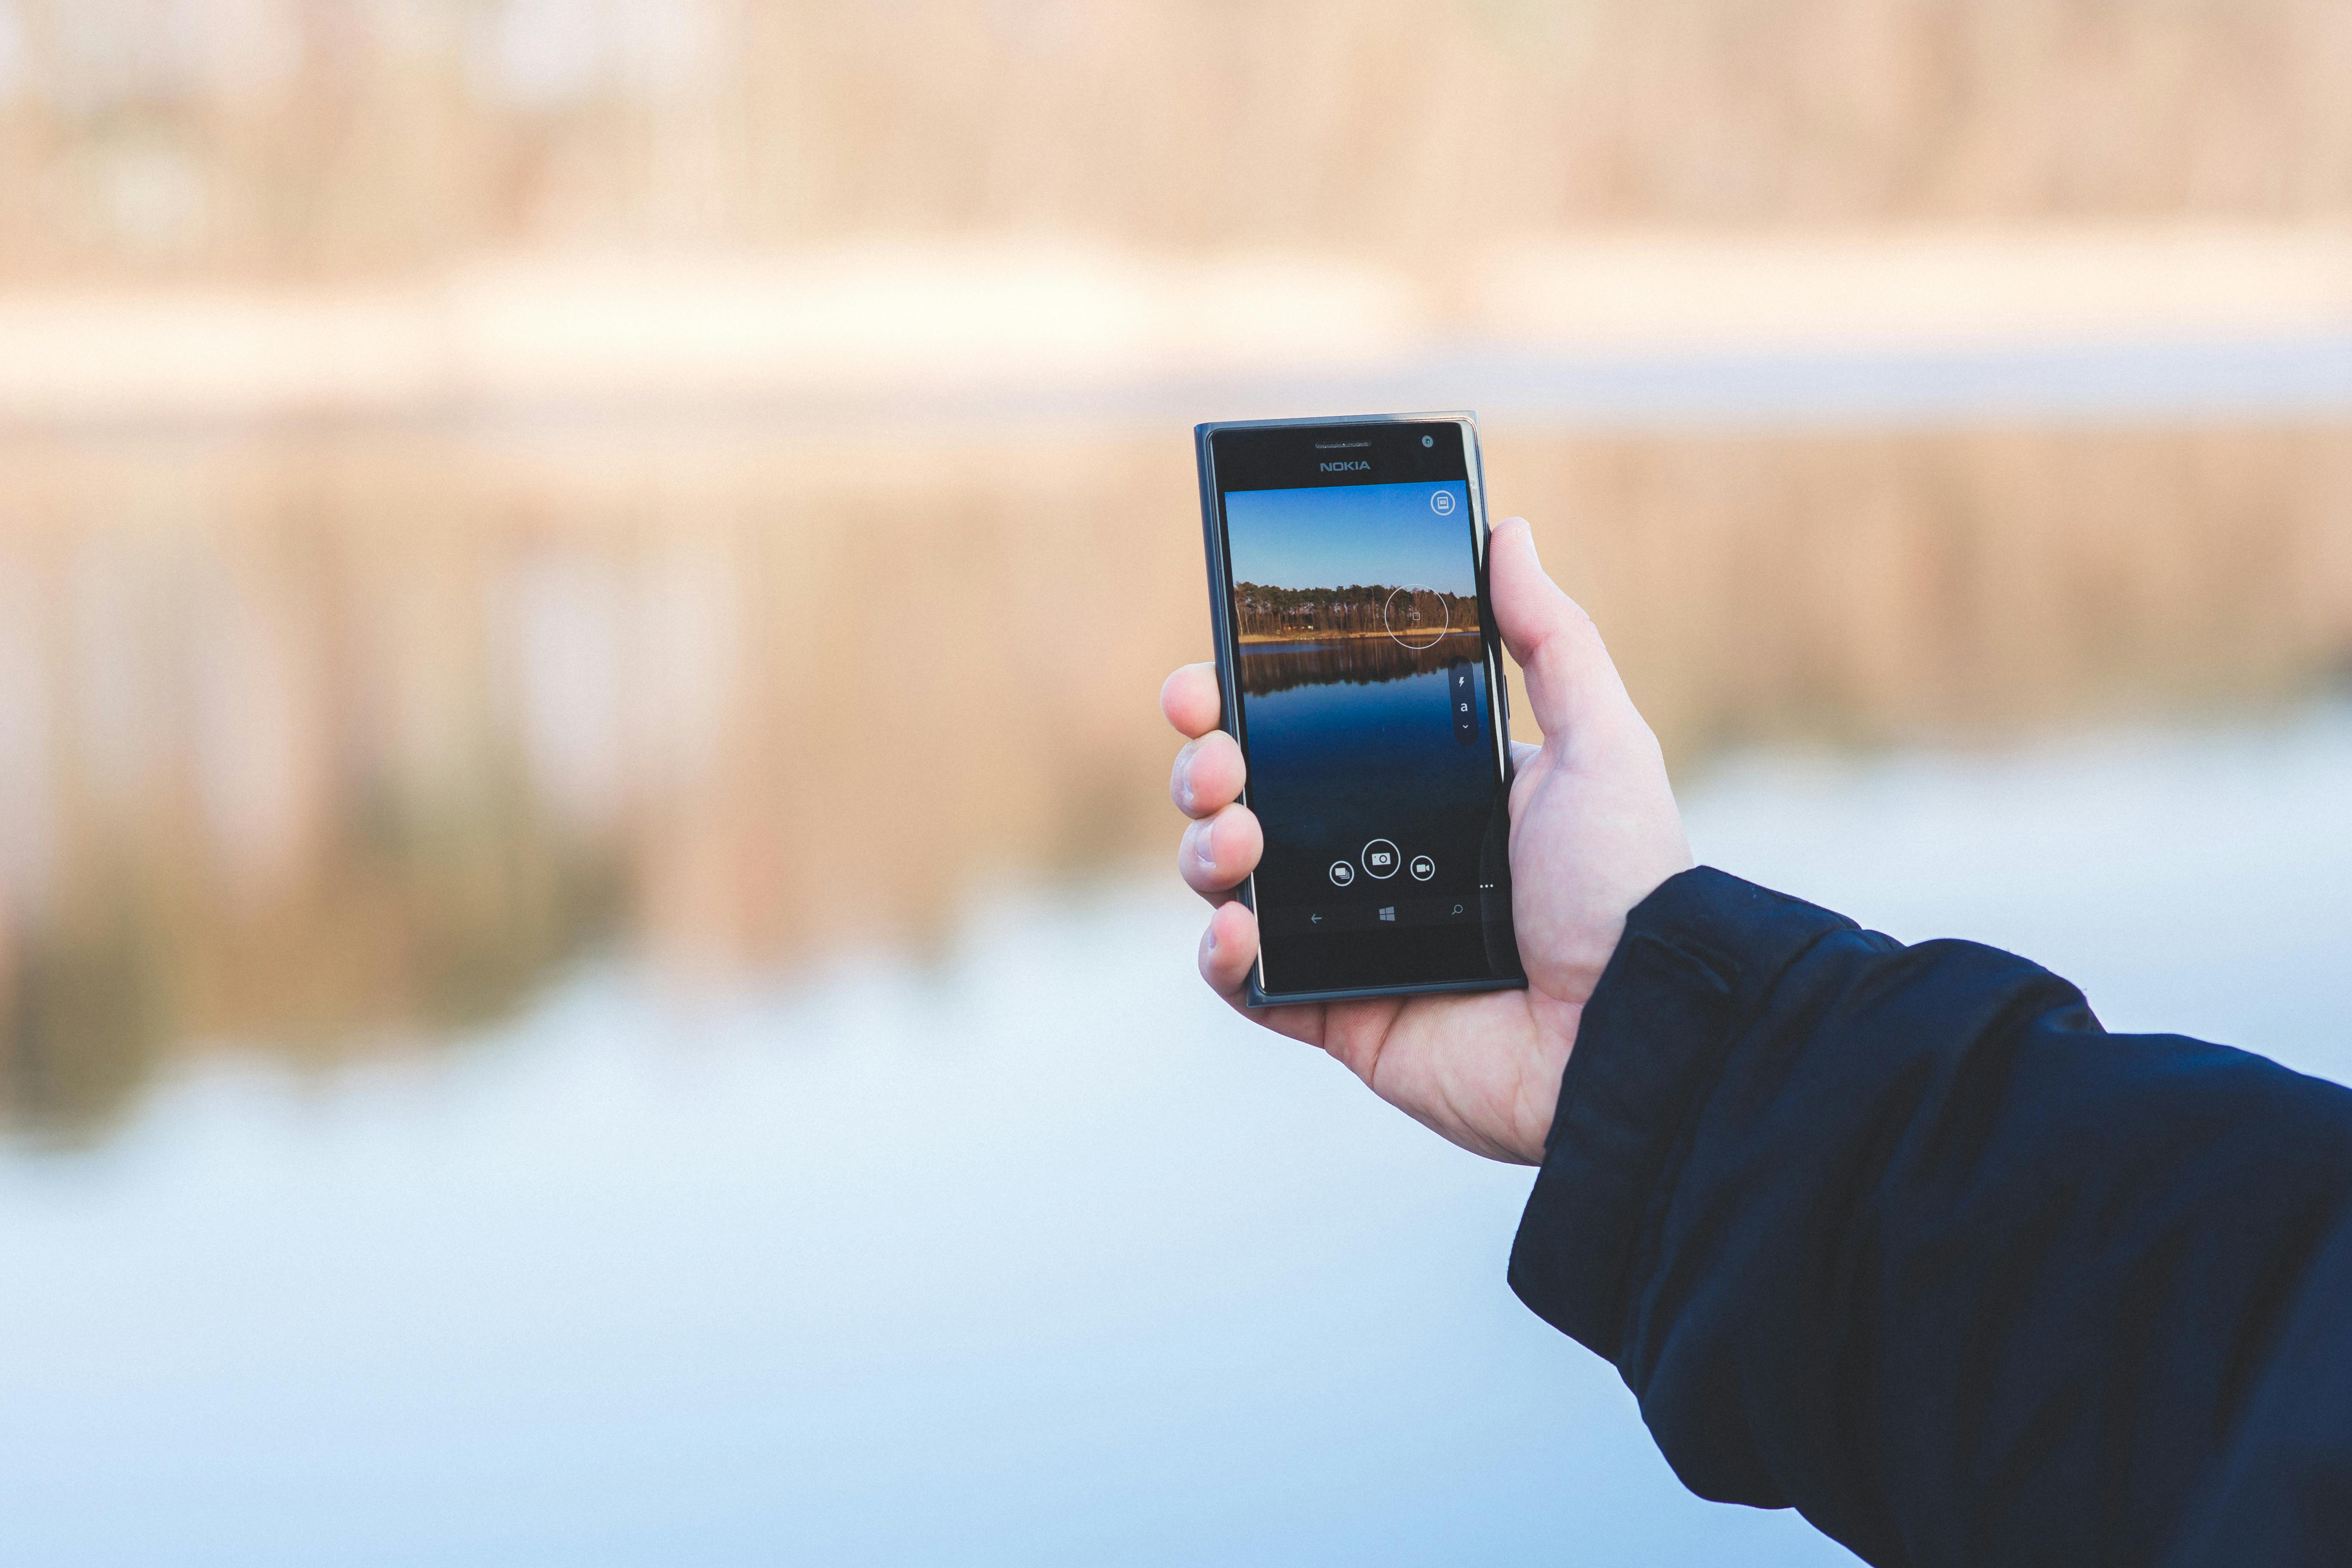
[1195,412,1525,1006]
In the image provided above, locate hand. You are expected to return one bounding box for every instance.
[1161,518,1693,1165]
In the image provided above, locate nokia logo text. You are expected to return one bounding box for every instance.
[1320,460,1370,472]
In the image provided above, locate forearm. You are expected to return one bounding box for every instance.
[1511,868,2352,1566]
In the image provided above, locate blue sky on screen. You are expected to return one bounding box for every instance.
[1225,481,1475,597]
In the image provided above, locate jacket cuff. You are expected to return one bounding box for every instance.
[1507,866,1856,1364]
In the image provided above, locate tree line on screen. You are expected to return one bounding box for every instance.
[1232,582,1481,639]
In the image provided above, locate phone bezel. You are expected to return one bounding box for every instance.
[1194,411,1525,1008]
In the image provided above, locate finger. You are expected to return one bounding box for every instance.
[1169,730,1246,818]
[1510,739,1541,771]
[1486,517,1634,739]
[1178,803,1263,897]
[1198,899,1259,999]
[1161,663,1224,740]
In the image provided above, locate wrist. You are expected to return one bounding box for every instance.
[1510,998,1583,1164]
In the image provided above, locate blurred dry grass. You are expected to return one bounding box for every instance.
[3,421,2347,1137]
[2,0,2351,284]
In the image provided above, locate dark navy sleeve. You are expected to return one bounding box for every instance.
[1509,867,2352,1567]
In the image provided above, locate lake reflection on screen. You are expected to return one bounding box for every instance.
[1237,637,1497,915]
[1235,631,1483,696]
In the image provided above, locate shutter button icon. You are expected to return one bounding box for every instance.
[1361,839,1400,879]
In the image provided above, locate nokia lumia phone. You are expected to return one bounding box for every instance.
[1195,412,1525,1006]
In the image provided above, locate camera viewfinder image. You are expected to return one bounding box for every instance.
[1224,480,1503,922]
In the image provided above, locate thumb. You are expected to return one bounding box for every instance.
[1486,517,1632,740]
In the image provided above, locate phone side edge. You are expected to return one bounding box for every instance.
[1195,424,1271,1004]
[1461,418,1528,985]
[1460,415,1514,791]
[1246,974,1525,1008]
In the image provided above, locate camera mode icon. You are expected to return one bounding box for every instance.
[1430,490,1457,516]
[1410,855,1435,881]
[1361,839,1400,879]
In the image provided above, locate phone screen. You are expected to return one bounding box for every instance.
[1204,419,1522,998]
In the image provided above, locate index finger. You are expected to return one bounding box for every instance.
[1160,662,1223,740]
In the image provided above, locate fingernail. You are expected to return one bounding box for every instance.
[1177,750,1196,812]
[1205,926,1219,955]
[1192,818,1217,872]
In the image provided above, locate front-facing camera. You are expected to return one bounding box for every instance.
[1421,435,1433,447]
